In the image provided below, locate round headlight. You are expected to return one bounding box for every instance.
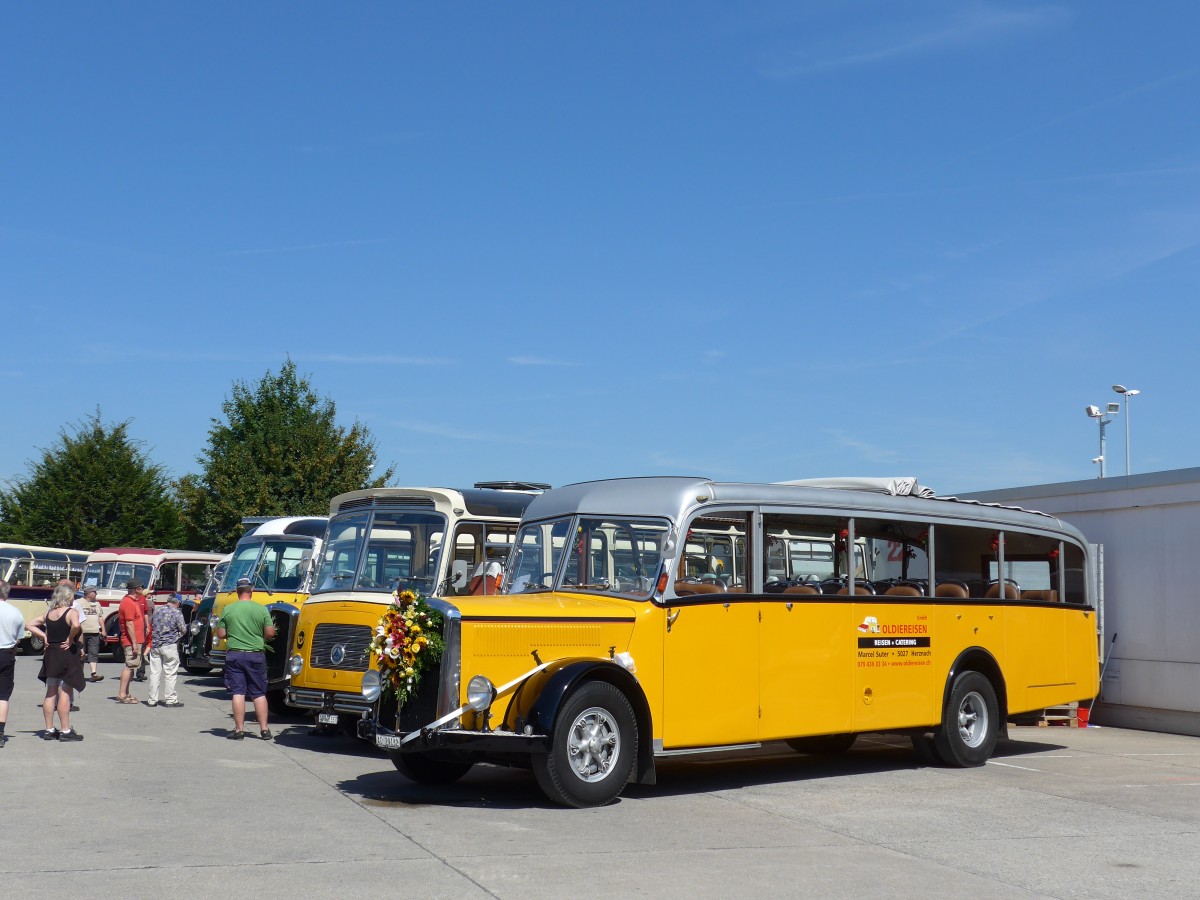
[467,675,496,712]
[188,621,201,636]
[288,654,303,677]
[361,669,382,703]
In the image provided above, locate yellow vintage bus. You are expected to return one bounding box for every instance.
[208,516,328,708]
[368,476,1100,807]
[285,483,546,734]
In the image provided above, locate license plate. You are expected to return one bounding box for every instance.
[375,733,404,750]
[318,713,338,725]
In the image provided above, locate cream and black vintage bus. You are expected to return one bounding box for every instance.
[207,516,328,707]
[285,483,547,733]
[368,476,1100,807]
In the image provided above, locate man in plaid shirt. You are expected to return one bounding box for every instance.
[146,594,186,708]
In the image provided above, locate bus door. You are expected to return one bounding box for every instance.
[852,518,935,732]
[998,530,1069,710]
[758,513,855,741]
[662,513,758,748]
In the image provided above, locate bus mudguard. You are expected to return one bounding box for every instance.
[505,657,655,785]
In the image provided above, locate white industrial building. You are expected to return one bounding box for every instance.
[963,467,1200,736]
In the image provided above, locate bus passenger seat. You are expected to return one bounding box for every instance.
[884,583,921,597]
[836,584,875,595]
[1021,589,1059,603]
[783,584,818,595]
[935,581,969,598]
[674,579,726,596]
[985,581,1020,600]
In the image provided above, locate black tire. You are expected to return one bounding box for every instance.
[266,689,291,715]
[933,671,999,767]
[184,664,212,675]
[24,634,45,656]
[390,750,474,785]
[786,733,857,755]
[532,681,637,808]
[110,642,125,663]
[910,733,942,765]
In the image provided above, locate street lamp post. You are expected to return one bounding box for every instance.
[1112,385,1141,477]
[1085,403,1121,478]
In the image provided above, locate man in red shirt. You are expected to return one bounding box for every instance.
[116,579,146,704]
[133,585,153,682]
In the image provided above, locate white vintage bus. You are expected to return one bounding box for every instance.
[81,547,227,659]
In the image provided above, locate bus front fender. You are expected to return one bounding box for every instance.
[504,658,656,785]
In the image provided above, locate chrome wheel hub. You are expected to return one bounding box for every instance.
[957,690,988,748]
[566,706,620,783]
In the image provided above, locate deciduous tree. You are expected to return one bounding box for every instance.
[180,359,392,550]
[0,412,185,550]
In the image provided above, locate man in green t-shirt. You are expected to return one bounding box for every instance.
[214,578,276,740]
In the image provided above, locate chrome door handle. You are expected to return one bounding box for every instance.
[667,609,681,632]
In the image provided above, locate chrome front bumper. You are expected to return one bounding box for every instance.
[287,687,375,716]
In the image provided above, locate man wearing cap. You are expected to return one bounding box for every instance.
[78,587,105,682]
[214,577,275,740]
[116,579,146,704]
[146,593,186,708]
[0,581,25,747]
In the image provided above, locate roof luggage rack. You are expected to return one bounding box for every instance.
[473,481,552,492]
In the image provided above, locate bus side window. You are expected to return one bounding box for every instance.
[1002,530,1068,603]
[761,513,843,592]
[855,517,930,596]
[932,524,996,599]
[157,562,180,593]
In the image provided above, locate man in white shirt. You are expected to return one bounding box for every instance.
[0,580,28,748]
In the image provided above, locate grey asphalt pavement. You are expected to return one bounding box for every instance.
[1,654,1198,898]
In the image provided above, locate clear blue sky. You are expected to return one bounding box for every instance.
[3,2,1197,497]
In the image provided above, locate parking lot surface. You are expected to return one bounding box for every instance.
[2,655,1198,898]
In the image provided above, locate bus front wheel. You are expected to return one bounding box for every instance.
[533,680,637,808]
[934,671,998,767]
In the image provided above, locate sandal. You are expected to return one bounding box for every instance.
[117,696,139,704]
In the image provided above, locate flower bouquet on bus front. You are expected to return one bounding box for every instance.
[370,589,445,706]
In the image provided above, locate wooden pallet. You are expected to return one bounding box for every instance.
[1037,702,1080,727]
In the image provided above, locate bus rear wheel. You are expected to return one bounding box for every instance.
[24,634,45,655]
[933,671,998,767]
[533,681,637,808]
[391,750,473,785]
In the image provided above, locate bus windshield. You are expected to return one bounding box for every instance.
[82,561,154,590]
[313,511,447,595]
[221,539,313,592]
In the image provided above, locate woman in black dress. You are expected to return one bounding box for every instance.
[28,585,86,741]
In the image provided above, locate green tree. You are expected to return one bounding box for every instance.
[0,412,186,550]
[181,359,392,551]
